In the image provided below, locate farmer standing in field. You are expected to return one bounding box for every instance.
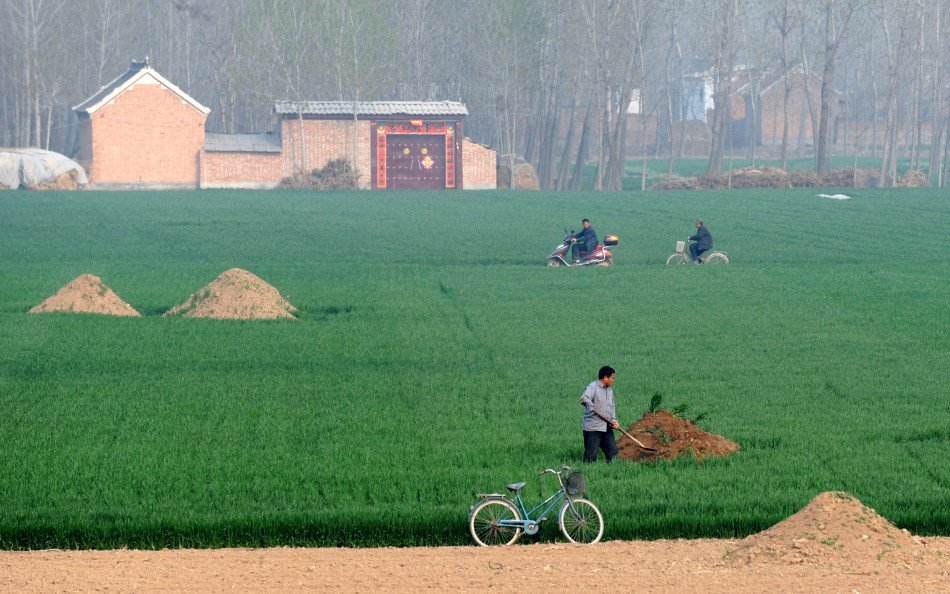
[580,366,620,463]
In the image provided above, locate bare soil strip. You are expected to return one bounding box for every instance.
[1,538,947,593]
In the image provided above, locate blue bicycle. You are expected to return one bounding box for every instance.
[468,466,604,546]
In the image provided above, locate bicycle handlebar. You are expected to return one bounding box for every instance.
[538,465,574,477]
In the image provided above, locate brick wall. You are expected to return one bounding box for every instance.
[87,79,206,187]
[280,118,372,188]
[760,72,822,146]
[199,151,283,188]
[461,138,496,190]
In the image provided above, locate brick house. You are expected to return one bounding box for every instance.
[74,58,210,188]
[641,62,832,154]
[731,64,830,150]
[75,61,496,190]
[272,101,496,190]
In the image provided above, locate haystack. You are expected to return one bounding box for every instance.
[617,409,739,462]
[725,491,941,568]
[163,268,297,320]
[0,148,88,190]
[496,156,540,190]
[29,274,140,317]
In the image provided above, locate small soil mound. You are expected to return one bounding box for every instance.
[29,274,140,317]
[164,268,297,320]
[617,410,739,462]
[725,491,941,568]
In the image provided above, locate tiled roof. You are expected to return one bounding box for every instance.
[273,100,468,116]
[74,59,210,115]
[73,60,148,113]
[204,132,282,153]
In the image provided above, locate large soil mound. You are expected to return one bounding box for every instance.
[29,274,140,317]
[725,491,941,568]
[617,410,739,462]
[163,268,297,320]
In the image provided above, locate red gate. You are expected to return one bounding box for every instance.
[386,135,445,190]
[374,121,456,190]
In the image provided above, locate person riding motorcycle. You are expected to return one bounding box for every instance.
[570,219,598,262]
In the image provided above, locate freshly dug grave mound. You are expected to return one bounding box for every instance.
[617,410,739,462]
[725,491,941,568]
[29,274,140,317]
[164,268,297,320]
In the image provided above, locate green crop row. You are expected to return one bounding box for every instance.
[0,188,947,549]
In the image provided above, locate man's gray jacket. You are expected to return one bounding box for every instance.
[580,380,616,432]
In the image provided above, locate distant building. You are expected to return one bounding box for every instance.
[74,60,496,190]
[731,64,829,150]
[74,58,209,188]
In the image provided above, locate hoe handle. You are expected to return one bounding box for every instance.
[592,408,658,452]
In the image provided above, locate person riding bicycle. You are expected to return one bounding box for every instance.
[580,366,620,463]
[688,218,713,263]
[570,219,598,262]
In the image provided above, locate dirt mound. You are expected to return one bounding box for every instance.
[29,274,140,317]
[725,491,942,568]
[617,410,739,462]
[163,268,297,320]
[651,166,883,190]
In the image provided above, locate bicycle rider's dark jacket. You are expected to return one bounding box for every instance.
[572,226,598,253]
[580,380,616,432]
[689,224,713,251]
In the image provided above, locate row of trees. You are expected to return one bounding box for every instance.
[2,0,949,188]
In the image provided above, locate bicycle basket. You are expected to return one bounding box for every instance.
[675,240,686,253]
[564,471,586,496]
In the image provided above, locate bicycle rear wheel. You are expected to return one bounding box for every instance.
[469,499,522,546]
[558,498,604,544]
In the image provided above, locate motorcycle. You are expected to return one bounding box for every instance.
[547,232,619,267]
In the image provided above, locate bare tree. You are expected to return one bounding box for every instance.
[873,1,914,187]
[700,0,742,174]
[462,0,544,185]
[765,0,802,170]
[814,0,860,174]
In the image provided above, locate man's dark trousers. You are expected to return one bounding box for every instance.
[583,430,617,462]
[689,244,709,262]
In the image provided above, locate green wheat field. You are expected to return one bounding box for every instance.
[1,188,948,549]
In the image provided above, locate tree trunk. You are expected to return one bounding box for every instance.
[928,4,943,186]
[297,105,308,174]
[942,99,950,187]
[909,5,924,172]
[816,1,843,175]
[570,95,595,191]
[555,97,578,191]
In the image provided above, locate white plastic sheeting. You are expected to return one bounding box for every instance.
[0,148,88,189]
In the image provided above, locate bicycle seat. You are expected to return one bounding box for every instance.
[506,482,526,493]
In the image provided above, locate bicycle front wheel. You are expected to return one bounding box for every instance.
[469,499,522,546]
[666,253,687,266]
[558,498,604,544]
